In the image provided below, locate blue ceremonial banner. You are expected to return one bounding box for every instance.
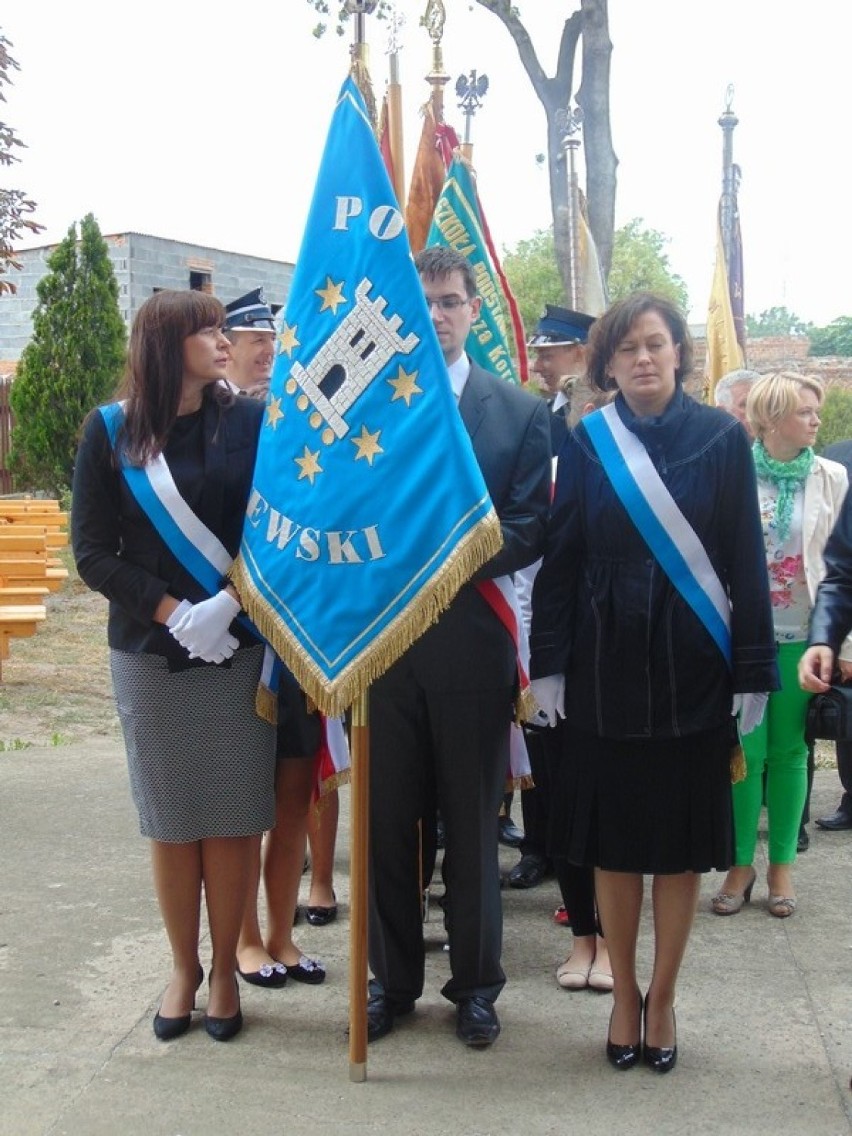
[232,77,502,716]
[426,155,525,385]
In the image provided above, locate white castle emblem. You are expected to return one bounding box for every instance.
[290,277,419,439]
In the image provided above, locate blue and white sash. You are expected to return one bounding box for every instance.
[98,402,281,706]
[583,402,732,666]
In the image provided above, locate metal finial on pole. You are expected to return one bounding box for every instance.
[718,84,739,275]
[384,3,407,206]
[556,103,584,310]
[421,0,449,120]
[345,0,379,128]
[455,70,489,161]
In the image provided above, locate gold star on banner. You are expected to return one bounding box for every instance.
[315,277,346,314]
[351,425,383,465]
[387,365,423,406]
[265,396,284,430]
[295,446,323,484]
[278,322,300,357]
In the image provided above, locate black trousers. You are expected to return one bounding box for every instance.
[367,653,511,1006]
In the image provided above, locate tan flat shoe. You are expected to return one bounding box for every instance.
[556,957,590,990]
[588,966,614,993]
[710,867,756,915]
[768,894,797,918]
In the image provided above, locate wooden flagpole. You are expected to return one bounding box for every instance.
[343,0,378,1084]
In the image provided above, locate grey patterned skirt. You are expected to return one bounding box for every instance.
[110,644,276,842]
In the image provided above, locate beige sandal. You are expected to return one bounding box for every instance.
[768,894,797,918]
[588,966,614,992]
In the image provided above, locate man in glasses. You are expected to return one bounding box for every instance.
[365,246,551,1049]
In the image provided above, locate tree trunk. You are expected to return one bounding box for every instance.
[576,0,617,276]
[474,0,617,300]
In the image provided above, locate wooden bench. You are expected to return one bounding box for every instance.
[0,499,69,673]
[0,603,46,675]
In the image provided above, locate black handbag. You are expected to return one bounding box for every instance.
[805,685,852,743]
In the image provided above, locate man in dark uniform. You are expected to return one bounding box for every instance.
[528,304,595,456]
[506,305,595,892]
[223,288,277,393]
[366,247,551,1048]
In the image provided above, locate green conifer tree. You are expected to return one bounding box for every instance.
[10,214,126,492]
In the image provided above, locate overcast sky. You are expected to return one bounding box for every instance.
[2,0,850,325]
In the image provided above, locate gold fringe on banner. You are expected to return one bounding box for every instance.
[349,56,377,132]
[516,685,538,726]
[231,510,503,719]
[730,742,747,784]
[254,680,278,727]
[506,772,535,793]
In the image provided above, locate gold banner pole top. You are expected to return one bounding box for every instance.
[422,0,449,121]
[345,0,379,127]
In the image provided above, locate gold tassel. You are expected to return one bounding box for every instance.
[730,742,747,784]
[255,681,278,726]
[506,773,536,793]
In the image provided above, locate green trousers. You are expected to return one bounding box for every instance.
[732,641,809,866]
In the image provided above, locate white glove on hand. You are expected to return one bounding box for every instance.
[529,674,566,728]
[169,590,241,664]
[165,599,193,629]
[732,692,769,735]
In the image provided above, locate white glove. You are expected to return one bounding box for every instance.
[169,590,241,664]
[165,599,192,629]
[529,674,566,728]
[732,692,769,735]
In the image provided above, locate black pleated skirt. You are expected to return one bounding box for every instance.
[548,721,735,875]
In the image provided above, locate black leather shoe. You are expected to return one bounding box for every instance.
[507,852,551,889]
[305,891,338,926]
[815,809,852,831]
[366,985,415,1043]
[606,994,642,1070]
[497,817,524,848]
[205,977,243,1042]
[456,996,500,1048]
[153,964,204,1041]
[797,825,810,853]
[643,1003,677,1074]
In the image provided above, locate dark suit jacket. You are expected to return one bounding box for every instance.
[397,363,552,691]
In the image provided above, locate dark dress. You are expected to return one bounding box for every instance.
[530,388,779,874]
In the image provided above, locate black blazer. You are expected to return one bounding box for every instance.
[72,393,263,663]
[400,363,552,690]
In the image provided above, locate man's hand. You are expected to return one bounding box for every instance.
[798,645,835,693]
[732,692,769,735]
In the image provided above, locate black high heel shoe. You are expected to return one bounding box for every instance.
[643,1001,677,1073]
[205,977,243,1042]
[606,993,643,1070]
[153,964,204,1041]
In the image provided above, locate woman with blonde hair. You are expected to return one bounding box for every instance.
[712,372,850,919]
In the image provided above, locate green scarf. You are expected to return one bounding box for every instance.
[752,440,814,543]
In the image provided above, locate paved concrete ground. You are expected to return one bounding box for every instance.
[2,736,852,1136]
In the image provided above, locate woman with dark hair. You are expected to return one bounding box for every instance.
[72,289,276,1043]
[530,292,778,1072]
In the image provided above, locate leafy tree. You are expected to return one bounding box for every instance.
[745,306,812,338]
[816,387,852,450]
[607,219,688,310]
[305,1,617,302]
[10,214,126,493]
[809,316,852,358]
[503,218,688,332]
[0,32,43,294]
[501,228,562,332]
